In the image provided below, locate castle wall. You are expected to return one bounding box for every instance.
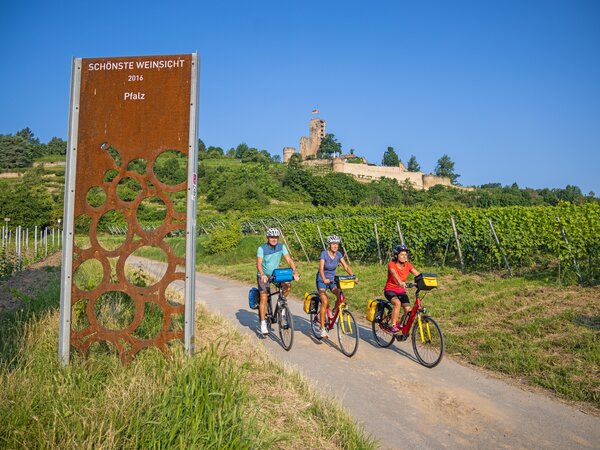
[283,147,296,163]
[331,159,425,188]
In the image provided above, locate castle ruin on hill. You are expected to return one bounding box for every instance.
[282,117,453,190]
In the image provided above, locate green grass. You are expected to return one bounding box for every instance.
[0,264,375,449]
[34,155,66,163]
[130,234,600,410]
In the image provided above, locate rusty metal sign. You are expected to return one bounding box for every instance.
[59,54,199,364]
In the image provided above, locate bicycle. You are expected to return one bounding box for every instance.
[308,275,359,357]
[371,276,444,368]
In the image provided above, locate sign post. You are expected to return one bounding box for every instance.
[59,54,199,365]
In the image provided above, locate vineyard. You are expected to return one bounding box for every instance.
[198,203,600,284]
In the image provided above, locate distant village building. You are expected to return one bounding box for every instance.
[283,116,455,190]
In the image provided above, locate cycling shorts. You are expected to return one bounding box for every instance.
[384,291,410,305]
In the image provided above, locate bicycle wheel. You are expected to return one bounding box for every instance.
[310,312,322,339]
[337,310,359,357]
[412,315,444,368]
[372,304,395,348]
[277,305,294,351]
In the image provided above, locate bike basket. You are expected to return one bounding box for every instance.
[366,299,378,322]
[272,268,293,283]
[303,292,319,314]
[248,287,259,310]
[415,273,438,291]
[335,275,355,290]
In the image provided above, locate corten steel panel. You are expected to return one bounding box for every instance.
[69,54,194,363]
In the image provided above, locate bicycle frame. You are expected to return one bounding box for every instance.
[323,289,354,335]
[396,291,434,343]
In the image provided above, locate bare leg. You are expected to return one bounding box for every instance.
[259,291,268,321]
[318,289,329,328]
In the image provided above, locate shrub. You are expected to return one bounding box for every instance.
[205,222,242,254]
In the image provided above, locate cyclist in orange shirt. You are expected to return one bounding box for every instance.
[384,244,421,334]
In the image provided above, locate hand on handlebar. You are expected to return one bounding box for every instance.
[261,275,269,284]
[293,272,300,281]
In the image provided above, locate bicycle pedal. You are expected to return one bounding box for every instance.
[396,334,408,342]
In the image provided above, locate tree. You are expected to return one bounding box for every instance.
[198,138,207,160]
[45,137,67,155]
[382,146,400,167]
[318,133,342,158]
[0,134,34,169]
[235,143,249,159]
[435,154,460,183]
[16,127,44,158]
[407,155,420,172]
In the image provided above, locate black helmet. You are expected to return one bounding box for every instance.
[393,244,408,255]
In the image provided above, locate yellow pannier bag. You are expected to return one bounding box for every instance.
[366,299,378,322]
[304,292,319,314]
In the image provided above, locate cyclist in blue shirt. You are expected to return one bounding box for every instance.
[316,234,357,338]
[257,228,299,335]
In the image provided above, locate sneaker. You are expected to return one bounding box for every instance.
[260,320,268,335]
[320,328,329,339]
[390,324,401,334]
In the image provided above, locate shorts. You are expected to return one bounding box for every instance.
[384,291,410,305]
[316,273,336,292]
[257,275,270,292]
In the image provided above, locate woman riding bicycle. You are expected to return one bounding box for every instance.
[316,234,357,339]
[384,244,421,334]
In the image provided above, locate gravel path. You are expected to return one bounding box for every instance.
[130,257,600,449]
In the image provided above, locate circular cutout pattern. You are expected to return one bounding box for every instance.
[94,291,136,330]
[117,177,142,202]
[153,150,187,185]
[127,158,147,175]
[165,280,184,306]
[98,210,128,250]
[74,258,104,291]
[74,214,92,249]
[125,247,168,286]
[104,169,119,183]
[133,303,164,339]
[86,186,107,208]
[137,196,167,229]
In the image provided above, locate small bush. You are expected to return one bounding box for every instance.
[205,223,242,255]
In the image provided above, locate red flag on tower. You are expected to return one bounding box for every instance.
[312,108,318,114]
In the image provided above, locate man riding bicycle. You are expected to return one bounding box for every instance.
[316,234,357,339]
[257,228,299,335]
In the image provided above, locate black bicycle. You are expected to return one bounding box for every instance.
[262,278,295,351]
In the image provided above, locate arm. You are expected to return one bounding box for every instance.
[283,253,300,281]
[257,257,268,284]
[319,258,329,284]
[339,257,357,282]
[410,267,421,277]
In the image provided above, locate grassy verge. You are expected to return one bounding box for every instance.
[0,267,375,448]
[132,234,600,409]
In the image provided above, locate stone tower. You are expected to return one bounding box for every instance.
[299,118,326,159]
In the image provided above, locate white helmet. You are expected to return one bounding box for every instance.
[266,228,281,237]
[326,234,341,244]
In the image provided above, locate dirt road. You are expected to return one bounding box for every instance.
[133,257,600,449]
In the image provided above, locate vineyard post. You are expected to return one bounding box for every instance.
[557,217,582,282]
[17,226,21,272]
[335,222,351,264]
[450,216,464,269]
[52,227,55,248]
[26,228,29,251]
[259,219,269,232]
[395,220,405,246]
[316,224,326,250]
[45,228,48,257]
[275,220,294,258]
[293,227,311,262]
[374,221,383,265]
[34,225,38,257]
[488,219,512,277]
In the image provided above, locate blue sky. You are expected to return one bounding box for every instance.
[1,0,599,193]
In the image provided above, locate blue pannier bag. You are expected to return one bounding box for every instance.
[272,268,293,283]
[248,287,259,310]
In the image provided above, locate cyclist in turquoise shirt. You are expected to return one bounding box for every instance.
[256,228,299,335]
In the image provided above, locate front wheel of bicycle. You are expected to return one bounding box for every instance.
[337,310,359,357]
[310,312,322,339]
[412,315,444,368]
[277,305,294,351]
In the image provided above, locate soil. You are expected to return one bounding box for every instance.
[0,252,61,312]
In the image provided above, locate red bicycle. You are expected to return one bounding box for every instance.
[306,276,359,357]
[371,276,444,368]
